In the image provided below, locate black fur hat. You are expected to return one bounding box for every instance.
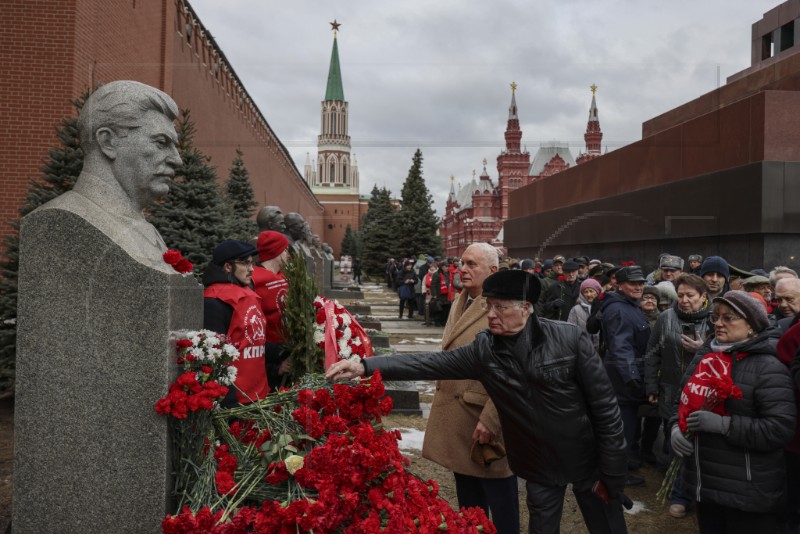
[482,270,541,304]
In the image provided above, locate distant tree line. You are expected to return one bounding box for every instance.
[345,149,443,278]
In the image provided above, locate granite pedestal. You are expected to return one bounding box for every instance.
[14,208,202,533]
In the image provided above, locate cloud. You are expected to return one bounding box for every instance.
[189,0,771,215]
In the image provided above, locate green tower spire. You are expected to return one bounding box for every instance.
[325,33,345,101]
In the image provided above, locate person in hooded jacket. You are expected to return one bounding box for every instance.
[669,291,795,533]
[395,260,419,319]
[568,277,602,351]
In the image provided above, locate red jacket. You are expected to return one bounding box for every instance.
[252,265,288,343]
[204,283,270,404]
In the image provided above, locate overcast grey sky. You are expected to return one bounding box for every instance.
[190,0,773,216]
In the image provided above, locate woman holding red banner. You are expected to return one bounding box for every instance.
[669,291,795,533]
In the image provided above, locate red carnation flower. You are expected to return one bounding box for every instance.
[174,258,194,274]
[163,250,182,265]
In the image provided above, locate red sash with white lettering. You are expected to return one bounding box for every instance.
[678,352,744,432]
[204,283,270,403]
[252,265,289,343]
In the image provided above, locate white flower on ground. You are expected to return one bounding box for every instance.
[285,454,304,475]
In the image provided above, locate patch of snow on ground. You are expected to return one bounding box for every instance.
[395,428,425,452]
[414,337,443,343]
[624,500,648,515]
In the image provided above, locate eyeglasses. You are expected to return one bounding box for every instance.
[480,301,523,313]
[710,313,744,325]
[231,258,255,267]
[641,295,658,302]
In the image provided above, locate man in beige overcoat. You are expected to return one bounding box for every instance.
[421,242,519,533]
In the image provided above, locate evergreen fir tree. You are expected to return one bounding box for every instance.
[225,148,259,241]
[395,149,443,258]
[360,185,398,278]
[149,109,234,274]
[340,224,359,257]
[0,93,88,395]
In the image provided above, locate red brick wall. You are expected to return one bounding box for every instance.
[1,0,323,244]
[0,0,78,227]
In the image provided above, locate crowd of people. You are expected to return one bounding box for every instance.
[338,249,800,534]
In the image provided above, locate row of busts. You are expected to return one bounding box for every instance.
[256,206,333,257]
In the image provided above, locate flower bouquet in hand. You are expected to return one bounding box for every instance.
[656,358,743,503]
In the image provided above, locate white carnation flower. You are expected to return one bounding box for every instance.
[341,313,352,326]
[190,348,204,361]
[341,327,352,341]
[347,354,361,364]
[220,366,237,385]
[209,348,223,361]
[313,329,325,344]
[223,344,239,360]
[191,336,201,346]
[351,336,362,347]
[206,336,221,348]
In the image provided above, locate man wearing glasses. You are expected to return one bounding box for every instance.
[419,242,519,534]
[327,270,629,533]
[203,239,270,406]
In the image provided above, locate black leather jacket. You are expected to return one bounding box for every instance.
[363,315,628,488]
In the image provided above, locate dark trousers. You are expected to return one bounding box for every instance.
[417,293,426,320]
[398,298,414,318]
[618,403,641,458]
[697,500,778,534]
[454,472,519,534]
[784,452,800,531]
[525,480,628,534]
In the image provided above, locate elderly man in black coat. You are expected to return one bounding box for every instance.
[328,270,630,534]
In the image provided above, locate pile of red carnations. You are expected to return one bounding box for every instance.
[157,335,494,533]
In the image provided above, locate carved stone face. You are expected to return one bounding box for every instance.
[257,206,285,233]
[311,235,322,249]
[109,110,181,209]
[323,244,334,255]
[284,212,306,242]
[301,221,313,241]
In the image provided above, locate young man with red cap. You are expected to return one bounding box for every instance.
[203,239,270,406]
[252,230,292,389]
